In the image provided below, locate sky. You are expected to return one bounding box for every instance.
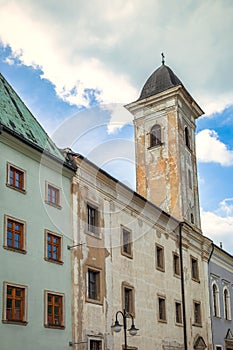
[0,0,233,253]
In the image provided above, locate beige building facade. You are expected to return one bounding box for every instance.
[68,61,213,349]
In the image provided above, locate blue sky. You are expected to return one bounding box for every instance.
[0,0,233,253]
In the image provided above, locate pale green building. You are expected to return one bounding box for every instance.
[0,73,75,350]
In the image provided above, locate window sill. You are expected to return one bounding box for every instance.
[85,230,101,239]
[121,252,133,259]
[158,319,167,324]
[156,266,165,272]
[191,278,200,283]
[44,257,64,265]
[192,323,202,327]
[45,200,62,210]
[44,324,65,330]
[6,183,26,194]
[175,322,183,327]
[3,246,27,254]
[174,273,181,279]
[86,298,103,305]
[148,142,164,150]
[2,319,28,326]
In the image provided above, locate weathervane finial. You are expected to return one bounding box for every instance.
[161,52,165,65]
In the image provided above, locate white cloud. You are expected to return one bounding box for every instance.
[218,198,233,216]
[201,207,233,254]
[196,129,233,166]
[103,104,133,134]
[0,0,233,125]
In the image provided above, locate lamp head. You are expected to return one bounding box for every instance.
[128,324,139,336]
[112,320,122,333]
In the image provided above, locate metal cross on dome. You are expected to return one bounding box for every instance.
[161,52,165,65]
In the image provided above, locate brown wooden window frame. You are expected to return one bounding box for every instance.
[193,300,202,326]
[44,290,65,329]
[155,244,165,272]
[191,256,199,282]
[175,301,182,325]
[6,163,26,193]
[4,215,26,253]
[158,295,166,323]
[122,283,135,316]
[45,182,61,209]
[173,252,180,277]
[87,267,102,304]
[2,282,28,325]
[44,230,63,264]
[121,226,133,258]
[87,203,99,236]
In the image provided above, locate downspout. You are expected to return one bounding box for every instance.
[208,243,215,350]
[179,222,188,350]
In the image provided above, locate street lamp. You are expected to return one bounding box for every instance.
[112,309,139,349]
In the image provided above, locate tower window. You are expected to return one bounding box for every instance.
[185,127,190,149]
[150,124,162,147]
[188,170,192,189]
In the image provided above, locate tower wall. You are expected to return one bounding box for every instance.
[127,85,202,229]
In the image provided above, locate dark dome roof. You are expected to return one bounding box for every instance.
[138,64,183,100]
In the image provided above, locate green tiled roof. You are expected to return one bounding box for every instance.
[0,73,64,161]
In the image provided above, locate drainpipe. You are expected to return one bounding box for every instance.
[179,222,188,350]
[208,243,215,350]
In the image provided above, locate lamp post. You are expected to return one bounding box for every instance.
[112,309,139,349]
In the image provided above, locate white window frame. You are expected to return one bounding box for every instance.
[212,282,220,318]
[86,202,100,237]
[88,337,104,350]
[223,286,231,320]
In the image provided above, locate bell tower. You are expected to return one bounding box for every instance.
[125,56,203,229]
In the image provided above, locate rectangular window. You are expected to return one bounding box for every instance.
[122,284,134,315]
[121,227,132,258]
[175,302,182,324]
[156,244,165,271]
[87,268,101,302]
[173,253,180,276]
[191,257,199,281]
[89,339,103,350]
[45,230,63,263]
[2,282,27,325]
[158,296,166,322]
[4,215,26,253]
[215,346,222,350]
[45,182,61,208]
[7,163,25,192]
[193,301,202,325]
[44,291,64,328]
[87,204,99,235]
